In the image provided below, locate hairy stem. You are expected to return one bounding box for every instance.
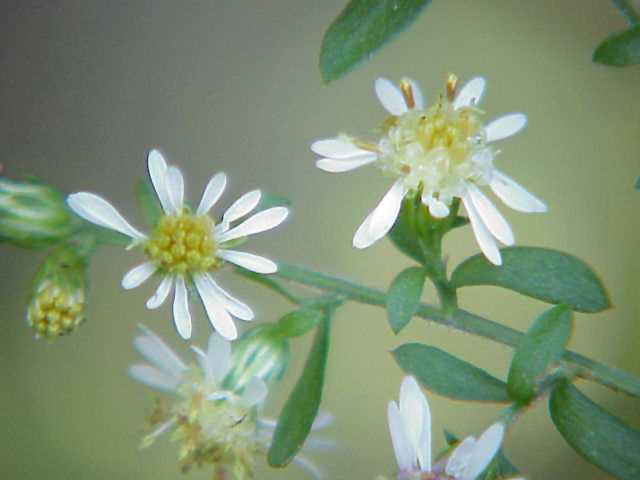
[612,0,640,25]
[272,261,640,398]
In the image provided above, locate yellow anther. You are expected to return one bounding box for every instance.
[446,73,458,102]
[399,79,415,109]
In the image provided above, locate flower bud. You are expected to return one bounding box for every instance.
[26,246,88,338]
[0,176,77,249]
[226,325,290,391]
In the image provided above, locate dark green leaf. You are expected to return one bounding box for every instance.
[444,430,520,479]
[393,343,510,402]
[386,266,426,333]
[320,0,432,83]
[388,196,425,264]
[268,312,332,467]
[549,381,640,479]
[135,178,162,228]
[635,176,640,190]
[507,305,573,403]
[277,307,324,338]
[593,25,640,67]
[451,247,610,313]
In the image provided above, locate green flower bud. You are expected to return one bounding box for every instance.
[0,176,78,249]
[226,325,290,390]
[26,246,88,338]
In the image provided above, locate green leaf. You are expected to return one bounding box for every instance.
[549,381,640,479]
[135,178,162,228]
[593,25,640,67]
[277,307,324,338]
[635,176,640,190]
[451,247,610,313]
[386,266,426,333]
[268,312,332,467]
[320,0,432,83]
[388,196,425,264]
[507,305,573,403]
[393,343,510,402]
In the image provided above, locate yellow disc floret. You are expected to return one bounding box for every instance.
[144,212,221,275]
[27,281,85,338]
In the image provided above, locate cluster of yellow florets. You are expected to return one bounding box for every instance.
[144,213,221,275]
[27,281,85,338]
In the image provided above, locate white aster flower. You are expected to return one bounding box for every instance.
[389,376,504,480]
[67,149,289,340]
[312,75,547,265]
[129,325,329,479]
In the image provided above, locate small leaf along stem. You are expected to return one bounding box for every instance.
[612,0,640,25]
[269,261,640,399]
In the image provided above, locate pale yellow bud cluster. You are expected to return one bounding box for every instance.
[27,281,85,338]
[144,213,220,275]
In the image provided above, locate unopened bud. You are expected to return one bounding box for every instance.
[26,246,87,338]
[0,176,77,249]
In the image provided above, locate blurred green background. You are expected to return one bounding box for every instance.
[1,1,639,478]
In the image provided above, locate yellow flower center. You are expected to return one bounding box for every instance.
[27,283,85,338]
[144,212,221,275]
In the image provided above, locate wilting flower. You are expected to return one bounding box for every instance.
[388,376,504,480]
[130,325,330,479]
[67,150,289,339]
[312,75,547,265]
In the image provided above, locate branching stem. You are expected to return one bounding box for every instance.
[612,0,640,25]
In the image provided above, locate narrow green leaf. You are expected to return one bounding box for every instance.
[320,0,432,83]
[635,176,640,190]
[386,266,426,333]
[507,305,573,403]
[277,307,324,338]
[268,312,332,467]
[549,381,640,479]
[593,25,640,67]
[135,178,162,228]
[393,343,510,402]
[451,247,610,313]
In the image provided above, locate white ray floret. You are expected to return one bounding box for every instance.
[388,376,505,480]
[67,149,289,340]
[312,75,547,265]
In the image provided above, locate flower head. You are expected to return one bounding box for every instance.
[312,75,547,265]
[67,150,289,339]
[388,376,504,480]
[129,326,330,479]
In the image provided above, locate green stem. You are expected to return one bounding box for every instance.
[612,0,640,25]
[272,261,640,398]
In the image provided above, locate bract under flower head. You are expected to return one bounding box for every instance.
[312,75,547,265]
[67,149,289,340]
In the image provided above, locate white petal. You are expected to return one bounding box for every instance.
[462,194,502,266]
[291,454,323,480]
[222,189,261,224]
[311,138,371,159]
[147,149,173,214]
[353,180,405,249]
[403,77,424,110]
[205,332,233,380]
[206,275,254,321]
[388,400,416,471]
[146,276,174,309]
[197,172,227,215]
[454,77,486,110]
[422,192,450,218]
[485,114,527,143]
[445,436,477,477]
[489,171,547,213]
[67,192,145,240]
[134,324,186,378]
[217,206,289,243]
[467,183,514,246]
[311,412,334,431]
[218,249,277,274]
[460,423,504,480]
[316,155,377,173]
[128,364,180,392]
[375,78,408,115]
[192,274,238,340]
[191,345,212,379]
[173,276,192,339]
[399,376,430,471]
[239,377,268,407]
[121,262,157,290]
[166,166,185,214]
